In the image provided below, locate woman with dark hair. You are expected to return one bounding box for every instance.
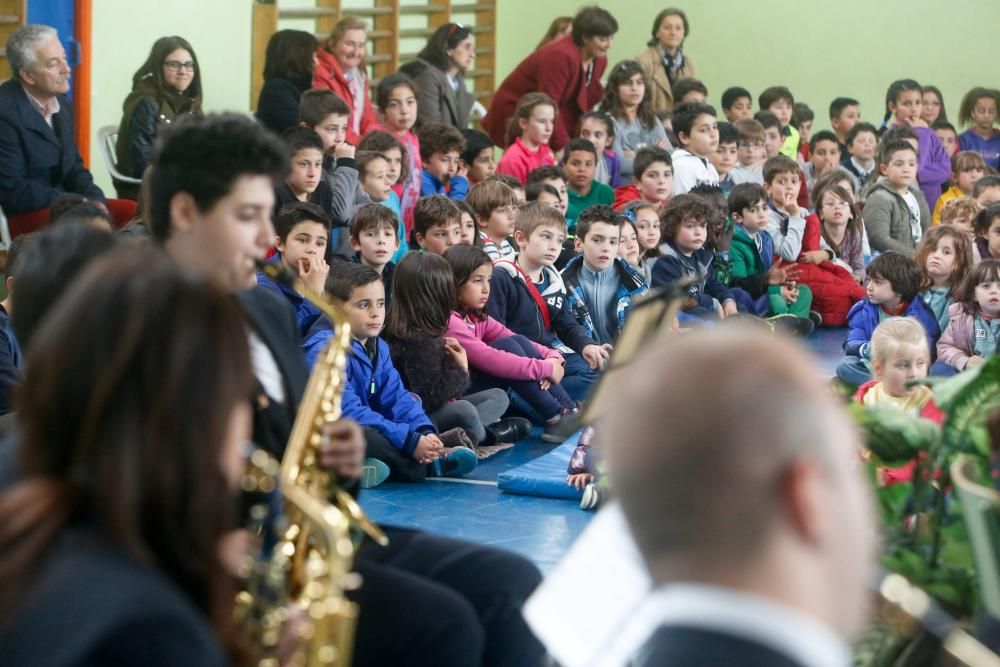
[0,248,254,664]
[400,23,476,129]
[599,60,670,183]
[483,6,618,152]
[635,8,696,118]
[256,29,319,135]
[115,36,203,200]
[313,17,377,145]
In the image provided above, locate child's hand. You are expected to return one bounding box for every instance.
[654,138,671,150]
[299,255,329,295]
[968,355,986,368]
[545,357,565,384]
[708,217,733,253]
[413,434,444,464]
[443,336,468,371]
[767,260,800,286]
[334,142,356,160]
[800,250,827,264]
[456,162,469,179]
[905,117,929,129]
[567,473,594,490]
[721,300,739,318]
[782,189,799,218]
[316,419,365,481]
[623,150,637,159]
[581,343,612,370]
[780,284,799,304]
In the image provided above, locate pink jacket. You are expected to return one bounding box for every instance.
[937,301,977,370]
[496,137,555,184]
[446,312,562,381]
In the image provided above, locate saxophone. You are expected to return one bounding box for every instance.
[237,261,387,667]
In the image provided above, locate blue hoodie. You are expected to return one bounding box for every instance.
[420,169,469,201]
[305,325,434,457]
[843,297,940,358]
[256,254,321,338]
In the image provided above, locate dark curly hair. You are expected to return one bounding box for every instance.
[661,194,715,243]
[576,204,624,241]
[418,122,467,161]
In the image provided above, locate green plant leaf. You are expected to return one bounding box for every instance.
[851,403,940,464]
[875,482,913,525]
[923,582,965,608]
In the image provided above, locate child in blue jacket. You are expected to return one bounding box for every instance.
[305,262,476,481]
[836,252,940,386]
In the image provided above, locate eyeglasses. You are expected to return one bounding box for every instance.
[822,200,850,209]
[164,60,196,72]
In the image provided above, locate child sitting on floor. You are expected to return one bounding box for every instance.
[915,225,973,333]
[973,203,1000,262]
[622,200,661,279]
[358,130,409,259]
[488,202,607,401]
[855,316,943,485]
[383,251,529,448]
[349,203,400,309]
[612,147,673,210]
[729,183,815,333]
[468,179,520,261]
[936,259,1000,375]
[939,197,980,260]
[444,244,580,442]
[837,252,940,386]
[561,205,648,346]
[257,202,329,336]
[411,195,462,255]
[310,261,478,481]
[933,151,986,225]
[578,111,622,188]
[419,122,469,200]
[652,194,738,321]
[496,92,557,183]
[459,128,496,186]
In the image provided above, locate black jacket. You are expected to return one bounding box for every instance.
[0,80,105,214]
[256,75,311,136]
[0,527,227,667]
[632,626,805,667]
[237,285,307,459]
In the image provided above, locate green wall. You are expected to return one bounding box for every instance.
[496,0,1000,131]
[87,0,1000,193]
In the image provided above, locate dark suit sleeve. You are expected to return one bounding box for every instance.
[0,114,62,212]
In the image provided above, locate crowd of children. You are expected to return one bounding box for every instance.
[35,36,1000,498]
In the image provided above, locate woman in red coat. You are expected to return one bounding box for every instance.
[483,6,618,152]
[313,16,378,145]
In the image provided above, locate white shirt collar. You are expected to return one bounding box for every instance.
[629,583,851,667]
[23,87,60,127]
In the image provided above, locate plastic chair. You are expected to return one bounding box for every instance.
[96,125,141,186]
[952,455,1000,619]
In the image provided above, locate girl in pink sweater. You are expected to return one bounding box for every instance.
[496,93,557,184]
[443,244,581,443]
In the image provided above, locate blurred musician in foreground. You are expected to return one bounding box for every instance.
[607,327,878,667]
[149,113,545,667]
[0,250,253,664]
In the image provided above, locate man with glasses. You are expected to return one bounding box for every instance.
[0,25,123,232]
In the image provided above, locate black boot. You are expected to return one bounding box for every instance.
[485,417,533,444]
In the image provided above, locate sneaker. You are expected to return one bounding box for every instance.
[360,458,390,489]
[809,310,823,328]
[432,447,478,478]
[542,408,582,444]
[766,314,814,337]
[580,482,602,511]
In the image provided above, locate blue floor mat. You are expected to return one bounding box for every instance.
[497,432,583,500]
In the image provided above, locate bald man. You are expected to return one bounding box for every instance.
[605,326,876,667]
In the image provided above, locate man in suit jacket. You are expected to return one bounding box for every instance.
[150,112,545,667]
[0,24,105,216]
[603,326,877,667]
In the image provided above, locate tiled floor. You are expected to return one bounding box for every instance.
[360,328,848,573]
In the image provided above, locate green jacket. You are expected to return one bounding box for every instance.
[731,226,788,316]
